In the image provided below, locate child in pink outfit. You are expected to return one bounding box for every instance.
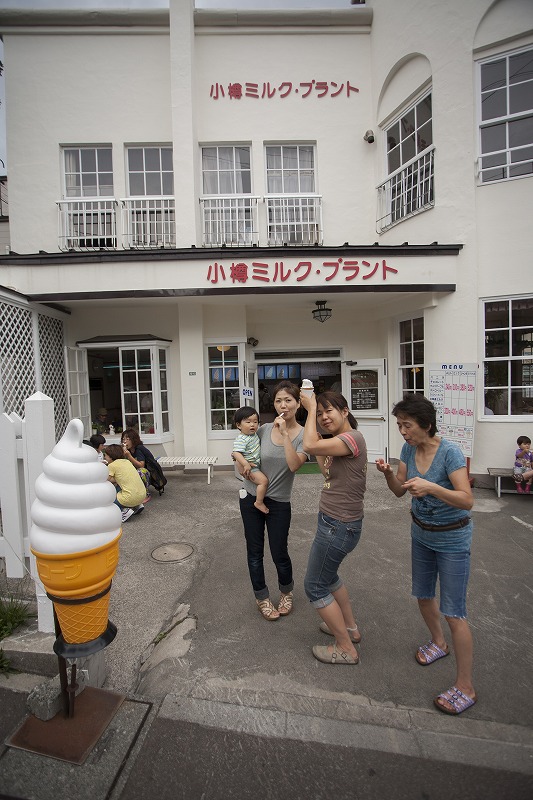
[513,435,533,494]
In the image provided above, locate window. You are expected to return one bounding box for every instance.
[399,317,424,396]
[207,344,240,431]
[483,297,533,416]
[60,146,116,249]
[124,146,175,248]
[378,93,434,230]
[64,147,113,197]
[127,147,174,197]
[202,146,251,195]
[479,47,533,183]
[265,144,322,245]
[82,341,171,437]
[200,146,257,246]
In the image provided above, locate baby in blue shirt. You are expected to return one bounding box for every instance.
[232,406,269,514]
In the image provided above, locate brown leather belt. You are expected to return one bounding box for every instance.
[410,511,471,532]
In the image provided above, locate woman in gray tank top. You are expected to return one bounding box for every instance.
[238,381,307,621]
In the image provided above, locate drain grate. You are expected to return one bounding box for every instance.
[151,543,195,563]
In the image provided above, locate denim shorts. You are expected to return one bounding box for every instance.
[304,512,362,608]
[411,536,470,618]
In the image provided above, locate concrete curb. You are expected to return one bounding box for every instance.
[157,682,533,776]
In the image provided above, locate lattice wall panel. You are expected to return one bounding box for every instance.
[39,314,69,440]
[0,302,37,416]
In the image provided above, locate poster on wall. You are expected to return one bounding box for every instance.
[428,363,477,457]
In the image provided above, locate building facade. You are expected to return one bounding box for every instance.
[0,0,532,474]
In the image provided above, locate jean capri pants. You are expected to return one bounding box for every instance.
[304,512,362,608]
[411,535,471,618]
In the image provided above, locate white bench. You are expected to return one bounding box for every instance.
[158,456,218,484]
[487,467,517,498]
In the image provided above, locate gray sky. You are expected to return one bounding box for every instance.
[0,1,354,8]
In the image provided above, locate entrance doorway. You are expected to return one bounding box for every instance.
[255,360,341,423]
[254,356,388,460]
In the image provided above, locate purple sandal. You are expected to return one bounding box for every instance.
[434,686,477,715]
[416,641,449,665]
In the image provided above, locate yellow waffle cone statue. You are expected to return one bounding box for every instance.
[30,419,122,644]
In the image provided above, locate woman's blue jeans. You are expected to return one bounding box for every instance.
[239,492,294,601]
[411,536,471,618]
[304,512,362,608]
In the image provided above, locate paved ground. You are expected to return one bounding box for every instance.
[1,465,532,799]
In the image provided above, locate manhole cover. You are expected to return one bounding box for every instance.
[151,543,195,563]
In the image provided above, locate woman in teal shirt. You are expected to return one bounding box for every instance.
[376,394,476,716]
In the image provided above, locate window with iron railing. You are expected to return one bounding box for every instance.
[201,145,256,246]
[58,198,118,251]
[478,47,533,184]
[200,195,259,247]
[265,144,322,245]
[60,147,117,250]
[265,194,323,245]
[377,93,434,231]
[123,146,175,248]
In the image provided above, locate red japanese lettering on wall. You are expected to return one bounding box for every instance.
[209,80,359,100]
[206,258,398,285]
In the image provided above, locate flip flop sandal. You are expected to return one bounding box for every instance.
[277,592,293,616]
[312,643,359,665]
[434,686,477,715]
[416,641,449,665]
[319,620,361,643]
[256,598,280,621]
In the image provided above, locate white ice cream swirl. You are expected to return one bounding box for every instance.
[30,419,122,554]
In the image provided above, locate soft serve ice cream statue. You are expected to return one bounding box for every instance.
[30,419,122,644]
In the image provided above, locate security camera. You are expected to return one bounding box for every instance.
[363,130,375,143]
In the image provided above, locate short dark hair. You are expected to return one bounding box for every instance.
[392,394,437,437]
[121,428,142,448]
[104,444,125,461]
[234,406,259,426]
[89,434,106,449]
[517,435,531,446]
[316,391,358,430]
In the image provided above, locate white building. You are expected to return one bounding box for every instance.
[0,0,532,476]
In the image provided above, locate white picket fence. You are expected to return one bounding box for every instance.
[0,392,56,631]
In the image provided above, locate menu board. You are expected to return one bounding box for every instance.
[428,363,477,457]
[351,387,379,410]
[350,368,379,411]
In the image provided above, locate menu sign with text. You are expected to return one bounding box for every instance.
[428,363,477,457]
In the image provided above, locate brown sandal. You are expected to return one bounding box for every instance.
[277,592,293,616]
[256,598,280,620]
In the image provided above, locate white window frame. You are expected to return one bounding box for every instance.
[264,143,322,246]
[201,145,252,196]
[205,341,245,439]
[76,339,173,442]
[63,146,114,198]
[398,315,425,399]
[477,45,533,185]
[200,145,257,246]
[481,294,533,420]
[126,145,174,197]
[378,91,434,231]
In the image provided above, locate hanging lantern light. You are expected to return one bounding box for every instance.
[312,300,332,323]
